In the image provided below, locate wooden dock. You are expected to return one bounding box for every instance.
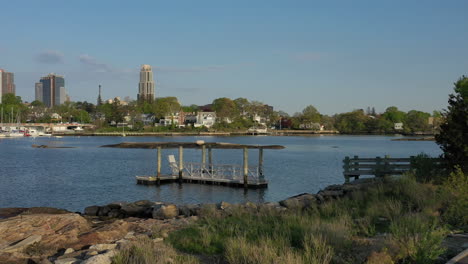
[102,141,284,189]
[136,175,268,188]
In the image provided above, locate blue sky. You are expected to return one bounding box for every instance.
[1,0,467,115]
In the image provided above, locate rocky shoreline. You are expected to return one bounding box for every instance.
[0,179,374,264]
[1,178,466,264]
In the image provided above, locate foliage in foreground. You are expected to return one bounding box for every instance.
[435,75,468,173]
[166,174,468,264]
[112,237,199,264]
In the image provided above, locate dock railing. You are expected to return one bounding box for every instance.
[343,155,443,182]
[171,162,263,184]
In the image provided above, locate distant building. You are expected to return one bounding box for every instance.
[37,73,67,108]
[105,96,128,105]
[0,69,16,102]
[192,111,216,128]
[35,82,43,102]
[394,123,404,130]
[137,64,155,103]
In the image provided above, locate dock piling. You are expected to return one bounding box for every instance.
[243,147,248,188]
[178,146,184,183]
[258,148,264,181]
[157,146,161,185]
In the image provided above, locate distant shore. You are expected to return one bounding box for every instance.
[51,130,436,137]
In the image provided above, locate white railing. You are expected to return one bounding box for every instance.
[169,162,263,183]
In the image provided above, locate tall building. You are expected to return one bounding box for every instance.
[137,64,155,103]
[35,82,43,102]
[37,73,67,108]
[0,69,16,103]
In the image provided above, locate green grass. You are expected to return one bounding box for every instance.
[166,173,467,263]
[112,237,199,264]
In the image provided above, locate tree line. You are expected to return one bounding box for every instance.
[0,92,448,134]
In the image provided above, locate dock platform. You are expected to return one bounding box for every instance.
[136,175,268,188]
[102,141,284,189]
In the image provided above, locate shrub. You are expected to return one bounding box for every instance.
[440,167,468,231]
[410,153,446,184]
[389,214,447,263]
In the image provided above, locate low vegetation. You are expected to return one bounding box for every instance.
[162,169,466,264]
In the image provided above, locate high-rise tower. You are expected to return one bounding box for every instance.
[137,64,155,103]
[37,73,67,108]
[0,69,16,103]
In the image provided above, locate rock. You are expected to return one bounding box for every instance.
[84,206,101,216]
[124,232,135,239]
[107,202,125,210]
[244,201,257,209]
[0,207,70,219]
[324,184,343,191]
[120,202,153,218]
[89,243,117,252]
[218,201,231,210]
[279,193,317,210]
[82,250,116,264]
[318,190,344,199]
[64,248,75,254]
[0,213,90,257]
[107,209,125,219]
[77,220,130,248]
[54,258,80,264]
[97,206,111,217]
[315,194,325,203]
[133,200,154,207]
[153,237,164,243]
[178,205,191,217]
[152,204,179,220]
[1,235,42,253]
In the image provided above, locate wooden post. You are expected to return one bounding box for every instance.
[201,145,206,177]
[384,155,390,176]
[178,146,184,183]
[157,146,162,185]
[208,147,213,173]
[375,156,382,177]
[353,155,359,180]
[258,148,264,181]
[343,156,350,183]
[243,147,248,188]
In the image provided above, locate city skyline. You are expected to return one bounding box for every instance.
[1,1,467,115]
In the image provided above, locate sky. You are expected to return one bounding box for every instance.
[0,0,467,115]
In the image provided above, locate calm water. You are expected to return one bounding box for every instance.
[0,135,441,212]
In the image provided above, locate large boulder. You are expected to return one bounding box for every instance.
[120,201,154,218]
[0,213,91,261]
[152,204,179,220]
[84,206,101,216]
[279,193,317,210]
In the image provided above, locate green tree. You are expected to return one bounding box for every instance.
[212,97,238,120]
[334,110,369,133]
[382,106,407,123]
[0,93,28,123]
[233,98,250,116]
[301,105,321,124]
[152,97,181,118]
[406,110,431,133]
[435,76,468,172]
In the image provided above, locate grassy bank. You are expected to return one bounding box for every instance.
[112,168,467,264]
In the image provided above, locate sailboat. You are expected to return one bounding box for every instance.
[0,107,6,138]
